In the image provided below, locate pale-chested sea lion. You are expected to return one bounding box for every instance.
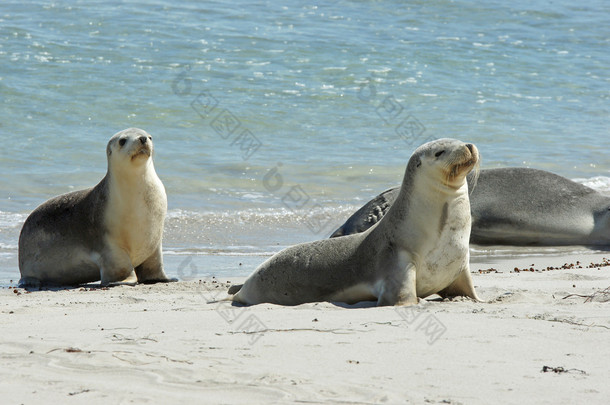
[19,128,175,287]
[229,138,481,306]
[331,168,610,246]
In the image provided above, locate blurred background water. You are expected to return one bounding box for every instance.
[1,0,609,285]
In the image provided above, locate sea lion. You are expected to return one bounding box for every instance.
[331,168,610,246]
[18,128,174,287]
[229,138,481,306]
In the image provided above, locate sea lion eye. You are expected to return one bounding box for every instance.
[435,150,445,158]
[119,138,127,147]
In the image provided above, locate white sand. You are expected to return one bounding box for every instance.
[1,253,609,404]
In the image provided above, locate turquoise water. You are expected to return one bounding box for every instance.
[1,1,609,285]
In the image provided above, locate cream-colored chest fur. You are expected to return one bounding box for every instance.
[417,194,471,297]
[104,168,167,267]
[403,177,472,298]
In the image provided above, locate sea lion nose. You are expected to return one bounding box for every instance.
[139,136,147,145]
[465,143,474,152]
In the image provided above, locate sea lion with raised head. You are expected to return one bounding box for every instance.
[19,128,174,287]
[229,138,481,306]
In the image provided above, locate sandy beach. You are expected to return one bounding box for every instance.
[1,252,609,405]
[3,1,610,404]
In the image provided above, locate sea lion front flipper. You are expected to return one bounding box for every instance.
[135,246,175,284]
[377,263,418,307]
[438,268,481,302]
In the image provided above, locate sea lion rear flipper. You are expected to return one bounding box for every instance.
[18,276,42,289]
[330,187,400,238]
[228,284,243,295]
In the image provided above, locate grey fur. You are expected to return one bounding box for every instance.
[331,168,610,246]
[18,128,174,287]
[230,139,480,306]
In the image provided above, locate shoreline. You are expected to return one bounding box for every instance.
[3,246,609,287]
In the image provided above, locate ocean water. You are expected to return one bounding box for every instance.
[1,1,609,285]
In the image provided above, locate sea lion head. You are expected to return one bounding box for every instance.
[107,128,154,168]
[408,138,480,190]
